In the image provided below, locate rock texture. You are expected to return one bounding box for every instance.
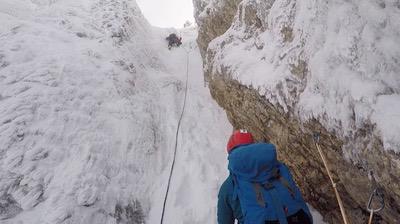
[193,0,242,58]
[193,0,400,223]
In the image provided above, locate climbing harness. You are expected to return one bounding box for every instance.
[313,133,350,224]
[367,188,385,224]
[160,48,191,224]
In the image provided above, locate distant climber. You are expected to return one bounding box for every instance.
[218,130,313,224]
[166,33,182,50]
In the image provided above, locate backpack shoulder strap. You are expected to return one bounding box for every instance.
[272,165,296,199]
[252,183,265,207]
[278,176,295,199]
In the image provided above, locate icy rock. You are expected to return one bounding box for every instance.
[44,206,72,224]
[76,184,98,206]
[11,185,43,210]
[193,0,400,223]
[3,150,24,170]
[0,194,22,220]
[25,147,49,161]
[114,201,145,224]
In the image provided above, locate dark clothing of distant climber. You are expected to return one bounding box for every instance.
[166,33,182,49]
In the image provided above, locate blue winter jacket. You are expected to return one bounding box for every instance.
[217,175,244,224]
[217,171,313,224]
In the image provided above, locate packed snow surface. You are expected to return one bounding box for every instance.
[0,0,231,223]
[205,0,400,154]
[0,0,325,223]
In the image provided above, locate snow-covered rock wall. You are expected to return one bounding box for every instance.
[194,0,400,223]
[0,0,233,223]
[0,0,158,223]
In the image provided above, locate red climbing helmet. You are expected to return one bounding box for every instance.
[226,129,254,153]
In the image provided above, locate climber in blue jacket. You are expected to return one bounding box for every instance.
[217,130,312,224]
[218,130,252,224]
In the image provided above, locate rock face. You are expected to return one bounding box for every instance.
[193,0,400,223]
[193,0,242,58]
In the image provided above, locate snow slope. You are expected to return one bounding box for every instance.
[145,28,234,223]
[204,0,400,154]
[0,0,233,223]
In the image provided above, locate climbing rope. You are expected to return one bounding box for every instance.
[160,48,190,224]
[313,133,350,224]
[313,133,388,224]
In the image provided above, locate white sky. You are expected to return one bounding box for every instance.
[136,0,195,28]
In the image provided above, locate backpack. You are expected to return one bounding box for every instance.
[228,143,312,224]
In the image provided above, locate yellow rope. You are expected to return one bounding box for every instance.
[368,210,374,224]
[314,142,350,224]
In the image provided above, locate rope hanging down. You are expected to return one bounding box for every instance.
[313,133,350,224]
[160,49,190,224]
